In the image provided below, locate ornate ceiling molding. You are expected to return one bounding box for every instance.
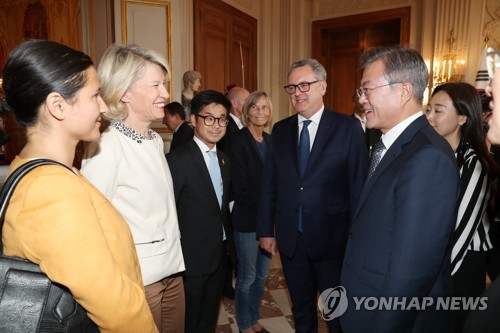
[312,0,412,18]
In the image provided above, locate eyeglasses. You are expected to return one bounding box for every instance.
[283,80,321,94]
[356,82,402,98]
[487,47,500,80]
[195,114,229,127]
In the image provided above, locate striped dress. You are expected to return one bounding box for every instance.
[451,142,492,275]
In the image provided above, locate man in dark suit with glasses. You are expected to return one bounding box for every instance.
[257,58,368,333]
[167,90,235,333]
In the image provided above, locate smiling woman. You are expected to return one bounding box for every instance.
[427,82,499,332]
[230,90,273,333]
[81,43,185,333]
[122,0,172,101]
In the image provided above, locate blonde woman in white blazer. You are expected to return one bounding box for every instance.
[82,43,185,333]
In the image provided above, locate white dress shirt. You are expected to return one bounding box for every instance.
[354,113,367,133]
[378,111,423,160]
[230,113,243,130]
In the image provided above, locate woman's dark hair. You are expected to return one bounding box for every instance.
[190,89,230,116]
[479,90,492,113]
[432,82,498,174]
[0,39,93,126]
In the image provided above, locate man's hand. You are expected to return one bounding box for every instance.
[259,237,277,255]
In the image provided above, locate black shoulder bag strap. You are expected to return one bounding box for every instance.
[0,159,98,332]
[0,159,73,253]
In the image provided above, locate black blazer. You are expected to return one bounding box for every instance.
[218,115,240,154]
[166,140,233,276]
[463,276,500,333]
[229,127,271,232]
[169,121,194,152]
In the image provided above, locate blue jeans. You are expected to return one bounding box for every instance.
[234,231,272,330]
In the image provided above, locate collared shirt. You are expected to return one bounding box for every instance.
[354,113,367,132]
[230,113,243,129]
[192,136,226,240]
[109,121,157,144]
[297,105,324,150]
[193,135,217,168]
[378,111,423,160]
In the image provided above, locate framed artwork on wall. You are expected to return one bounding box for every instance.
[121,0,173,99]
[121,0,173,149]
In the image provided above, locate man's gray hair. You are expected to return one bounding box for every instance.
[289,58,327,81]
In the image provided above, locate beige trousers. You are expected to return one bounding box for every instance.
[145,273,185,333]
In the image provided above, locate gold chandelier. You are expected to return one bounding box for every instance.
[433,30,466,87]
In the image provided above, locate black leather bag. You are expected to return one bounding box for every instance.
[0,159,98,332]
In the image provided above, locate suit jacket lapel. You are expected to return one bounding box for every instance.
[218,150,229,209]
[288,116,301,176]
[188,141,220,208]
[262,133,271,163]
[228,116,239,133]
[304,109,334,176]
[353,115,428,220]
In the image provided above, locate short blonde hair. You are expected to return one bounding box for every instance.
[97,43,170,120]
[242,91,273,127]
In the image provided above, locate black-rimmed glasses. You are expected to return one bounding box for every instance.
[487,47,500,80]
[283,80,321,94]
[356,82,403,98]
[195,114,229,127]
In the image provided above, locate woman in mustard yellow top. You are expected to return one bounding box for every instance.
[0,40,157,332]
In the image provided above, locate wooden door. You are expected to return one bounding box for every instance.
[0,0,83,163]
[312,7,411,115]
[194,0,257,93]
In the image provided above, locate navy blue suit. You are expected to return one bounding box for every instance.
[169,121,194,152]
[340,115,460,333]
[257,108,368,332]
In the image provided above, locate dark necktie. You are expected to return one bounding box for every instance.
[368,139,385,178]
[299,120,312,176]
[298,120,312,233]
